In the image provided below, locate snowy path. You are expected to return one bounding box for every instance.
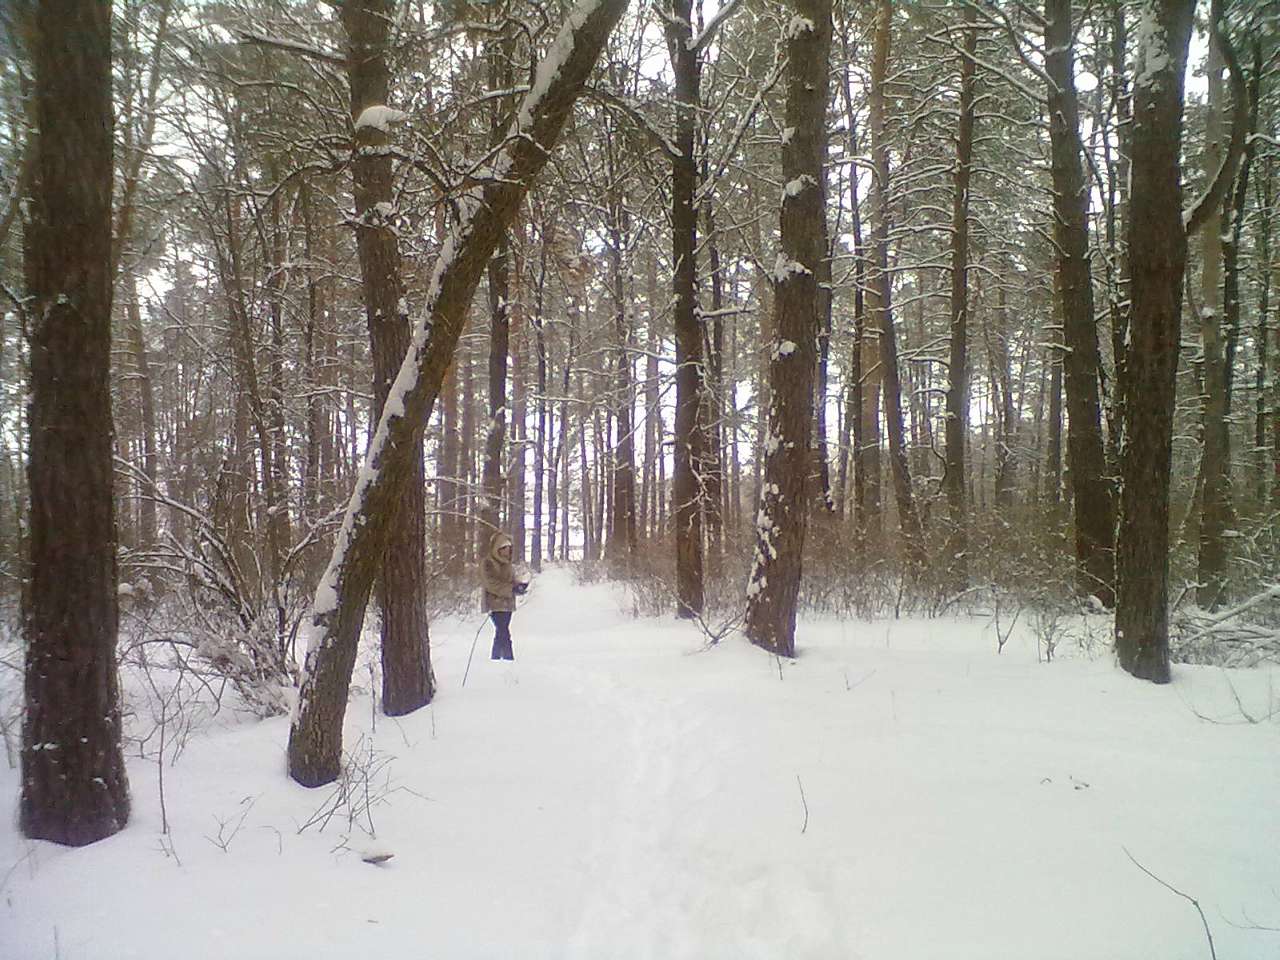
[3,567,1279,959]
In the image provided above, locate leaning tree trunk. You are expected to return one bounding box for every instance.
[1115,0,1196,684]
[869,0,925,568]
[288,0,629,786]
[342,0,435,717]
[1046,0,1115,606]
[943,1,977,590]
[743,0,831,657]
[665,0,705,617]
[22,0,131,845]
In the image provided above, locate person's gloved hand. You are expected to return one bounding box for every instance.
[514,582,529,596]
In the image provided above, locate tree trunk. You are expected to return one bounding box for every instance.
[1195,0,1232,608]
[1254,121,1274,505]
[666,0,705,617]
[288,0,628,786]
[1115,0,1195,684]
[126,278,159,550]
[1045,297,1063,505]
[838,61,868,531]
[606,162,638,567]
[511,240,529,562]
[743,0,831,656]
[991,286,1017,508]
[944,2,977,588]
[22,0,131,845]
[1045,0,1115,606]
[642,251,660,539]
[702,181,726,567]
[342,0,434,716]
[479,33,514,556]
[532,231,549,569]
[869,0,925,567]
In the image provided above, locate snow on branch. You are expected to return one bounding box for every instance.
[354,105,408,134]
[688,0,742,55]
[236,29,346,66]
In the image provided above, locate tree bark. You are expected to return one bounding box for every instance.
[665,0,705,617]
[22,0,131,845]
[1115,0,1195,684]
[479,30,515,556]
[126,278,159,550]
[743,0,831,657]
[869,0,925,567]
[1045,0,1115,606]
[944,2,977,588]
[342,0,434,716]
[288,0,628,786]
[605,136,638,567]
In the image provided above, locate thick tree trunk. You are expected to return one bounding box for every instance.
[22,0,131,846]
[666,0,705,617]
[1114,0,1195,684]
[944,3,977,588]
[288,0,628,786]
[743,0,831,657]
[342,0,434,716]
[1045,0,1115,606]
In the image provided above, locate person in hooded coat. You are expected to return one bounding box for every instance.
[481,532,523,660]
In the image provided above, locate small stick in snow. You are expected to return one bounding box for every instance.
[796,775,809,835]
[462,618,486,688]
[1123,848,1217,960]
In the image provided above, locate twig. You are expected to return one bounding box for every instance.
[796,775,809,834]
[462,617,487,687]
[1123,848,1218,960]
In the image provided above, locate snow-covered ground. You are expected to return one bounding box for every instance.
[3,567,1278,959]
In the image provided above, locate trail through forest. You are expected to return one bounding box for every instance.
[3,568,1278,958]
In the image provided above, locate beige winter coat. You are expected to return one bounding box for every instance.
[481,533,516,613]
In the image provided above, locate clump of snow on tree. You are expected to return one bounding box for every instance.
[1132,2,1170,91]
[785,15,815,39]
[770,253,811,284]
[783,175,817,197]
[354,105,408,134]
